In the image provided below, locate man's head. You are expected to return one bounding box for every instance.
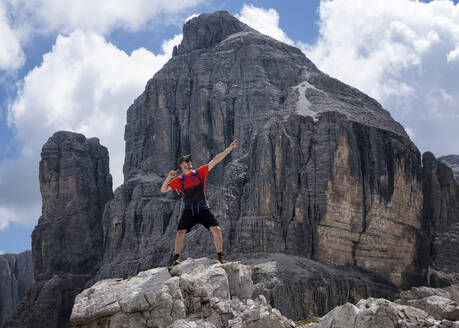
[177,154,192,170]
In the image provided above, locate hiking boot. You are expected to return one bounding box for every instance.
[172,254,180,266]
[217,253,227,264]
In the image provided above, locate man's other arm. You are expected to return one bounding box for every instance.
[208,139,238,171]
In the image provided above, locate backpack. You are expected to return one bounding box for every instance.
[175,170,207,216]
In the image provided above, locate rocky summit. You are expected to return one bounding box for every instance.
[3,10,459,328]
[71,258,295,328]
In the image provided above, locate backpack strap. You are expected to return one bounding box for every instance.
[192,170,203,184]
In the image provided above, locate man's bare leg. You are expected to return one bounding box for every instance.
[210,226,223,252]
[174,230,187,263]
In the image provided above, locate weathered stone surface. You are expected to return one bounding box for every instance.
[308,298,433,328]
[422,152,459,282]
[432,222,459,282]
[399,285,459,320]
[305,285,459,328]
[0,251,33,325]
[429,269,459,288]
[422,152,459,234]
[5,131,113,328]
[71,258,295,328]
[440,155,459,184]
[237,253,398,320]
[5,274,91,328]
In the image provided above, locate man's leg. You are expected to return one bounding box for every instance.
[175,229,187,255]
[209,226,223,252]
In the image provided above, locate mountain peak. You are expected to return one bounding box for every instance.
[174,11,255,56]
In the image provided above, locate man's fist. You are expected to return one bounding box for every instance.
[168,168,180,178]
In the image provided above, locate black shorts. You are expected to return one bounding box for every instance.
[177,208,219,233]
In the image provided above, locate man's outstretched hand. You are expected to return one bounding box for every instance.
[228,138,238,151]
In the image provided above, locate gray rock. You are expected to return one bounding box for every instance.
[307,285,459,328]
[5,131,113,328]
[309,298,433,328]
[439,155,459,184]
[399,285,459,320]
[422,152,459,279]
[71,258,295,328]
[237,253,398,320]
[0,251,33,324]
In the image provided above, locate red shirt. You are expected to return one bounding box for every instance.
[168,164,210,210]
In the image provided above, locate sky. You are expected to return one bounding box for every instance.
[0,0,458,254]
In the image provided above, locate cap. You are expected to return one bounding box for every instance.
[177,154,192,166]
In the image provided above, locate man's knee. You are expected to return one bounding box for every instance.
[209,226,221,233]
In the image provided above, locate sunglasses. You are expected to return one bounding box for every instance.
[184,159,191,163]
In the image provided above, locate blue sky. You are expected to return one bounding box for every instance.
[1,0,459,254]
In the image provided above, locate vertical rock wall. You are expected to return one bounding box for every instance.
[4,131,113,328]
[0,251,33,325]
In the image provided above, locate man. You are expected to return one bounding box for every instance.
[160,139,238,265]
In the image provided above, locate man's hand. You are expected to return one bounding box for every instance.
[227,138,238,151]
[161,168,180,193]
[168,168,180,179]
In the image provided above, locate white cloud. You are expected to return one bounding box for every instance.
[236,4,294,45]
[1,30,182,228]
[0,1,25,70]
[5,0,204,35]
[0,249,4,254]
[300,0,459,156]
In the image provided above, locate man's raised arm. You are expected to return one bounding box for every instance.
[161,168,179,193]
[208,139,238,171]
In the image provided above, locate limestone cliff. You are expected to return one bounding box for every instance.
[4,132,113,328]
[91,10,441,291]
[0,251,33,325]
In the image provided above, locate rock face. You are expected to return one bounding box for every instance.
[4,131,113,328]
[71,258,295,328]
[307,284,459,328]
[91,10,443,293]
[422,152,459,287]
[0,251,33,325]
[440,155,459,184]
[237,253,398,320]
